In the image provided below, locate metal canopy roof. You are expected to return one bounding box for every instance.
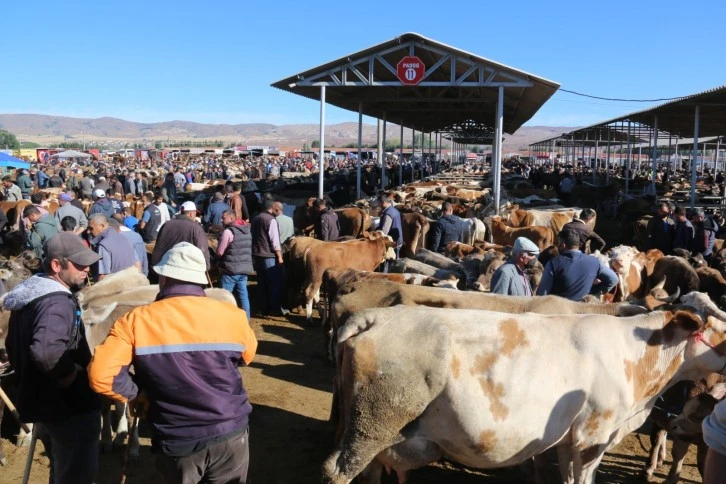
[441,120,496,144]
[272,32,560,134]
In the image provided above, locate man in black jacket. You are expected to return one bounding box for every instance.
[430,202,463,253]
[5,232,101,484]
[314,199,340,241]
[560,208,605,253]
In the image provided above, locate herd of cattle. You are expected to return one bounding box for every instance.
[0,175,726,483]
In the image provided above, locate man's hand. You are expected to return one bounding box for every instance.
[277,255,284,265]
[129,392,150,419]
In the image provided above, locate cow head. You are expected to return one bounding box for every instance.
[666,292,726,375]
[668,383,726,441]
[608,245,639,275]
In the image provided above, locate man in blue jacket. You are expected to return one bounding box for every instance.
[537,228,618,301]
[430,202,463,253]
[205,191,230,227]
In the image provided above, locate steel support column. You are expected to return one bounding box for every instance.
[626,121,632,195]
[493,86,504,214]
[651,116,658,193]
[381,115,387,189]
[376,118,385,190]
[399,124,404,186]
[356,102,362,199]
[691,105,700,208]
[318,85,326,199]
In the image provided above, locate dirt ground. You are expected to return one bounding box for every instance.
[0,307,703,484]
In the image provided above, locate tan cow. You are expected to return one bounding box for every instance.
[302,237,397,320]
[507,207,587,233]
[324,299,726,484]
[490,216,554,250]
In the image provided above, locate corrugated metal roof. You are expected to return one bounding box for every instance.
[271,32,560,135]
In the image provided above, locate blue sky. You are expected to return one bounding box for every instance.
[3,0,725,128]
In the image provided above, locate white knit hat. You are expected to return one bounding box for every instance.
[153,242,208,285]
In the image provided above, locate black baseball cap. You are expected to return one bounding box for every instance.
[44,233,100,266]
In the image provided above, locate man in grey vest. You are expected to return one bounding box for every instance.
[88,214,140,281]
[250,199,287,316]
[139,193,163,243]
[216,209,253,319]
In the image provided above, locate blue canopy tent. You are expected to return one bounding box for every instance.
[0,152,31,170]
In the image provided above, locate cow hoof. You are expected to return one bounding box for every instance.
[113,433,128,449]
[0,457,8,467]
[16,435,32,447]
[101,441,113,454]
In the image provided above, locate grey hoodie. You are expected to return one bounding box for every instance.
[3,274,70,311]
[4,275,99,422]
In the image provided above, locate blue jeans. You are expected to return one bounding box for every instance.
[253,256,283,314]
[36,410,101,484]
[221,273,251,320]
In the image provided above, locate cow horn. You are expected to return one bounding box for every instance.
[653,276,667,290]
[658,286,680,303]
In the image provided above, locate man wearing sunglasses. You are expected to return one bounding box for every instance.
[4,233,102,484]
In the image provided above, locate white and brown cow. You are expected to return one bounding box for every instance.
[324,298,726,484]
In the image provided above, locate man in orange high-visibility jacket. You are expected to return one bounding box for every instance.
[88,242,257,483]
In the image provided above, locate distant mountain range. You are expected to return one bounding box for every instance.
[0,114,574,151]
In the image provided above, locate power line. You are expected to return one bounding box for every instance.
[557,88,686,103]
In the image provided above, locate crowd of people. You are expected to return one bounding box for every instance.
[2,152,726,483]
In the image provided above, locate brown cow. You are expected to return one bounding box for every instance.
[644,374,726,482]
[444,241,484,260]
[648,256,700,298]
[490,216,554,250]
[302,237,397,320]
[335,207,370,238]
[696,266,726,308]
[400,212,430,258]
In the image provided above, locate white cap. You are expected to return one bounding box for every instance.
[93,189,106,198]
[180,201,197,212]
[153,242,208,285]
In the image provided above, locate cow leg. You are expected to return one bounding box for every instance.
[16,423,33,447]
[663,438,690,484]
[643,427,667,479]
[696,441,708,478]
[100,399,114,454]
[556,445,575,484]
[356,458,383,484]
[575,445,607,484]
[112,402,128,449]
[127,413,140,462]
[303,283,320,321]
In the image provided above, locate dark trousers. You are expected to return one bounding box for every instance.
[156,429,250,484]
[36,410,101,484]
[253,256,283,314]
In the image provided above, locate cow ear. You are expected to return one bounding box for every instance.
[666,310,704,335]
[709,383,726,400]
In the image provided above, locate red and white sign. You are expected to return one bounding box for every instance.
[396,56,425,85]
